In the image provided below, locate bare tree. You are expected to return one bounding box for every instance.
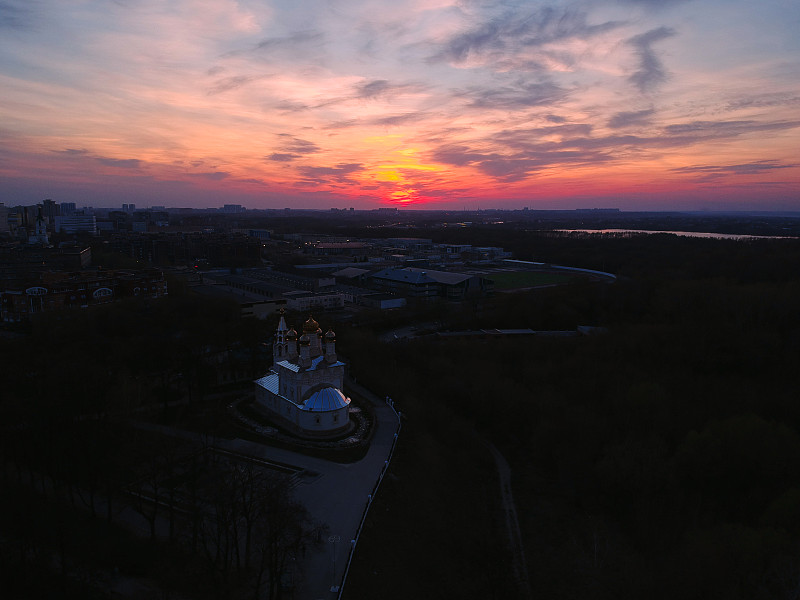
[128,438,179,540]
[251,475,324,600]
[194,459,323,600]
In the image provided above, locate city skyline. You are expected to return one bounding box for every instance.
[1,0,799,211]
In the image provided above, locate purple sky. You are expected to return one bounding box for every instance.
[1,0,799,210]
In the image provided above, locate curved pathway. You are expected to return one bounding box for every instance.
[274,375,399,599]
[132,380,400,599]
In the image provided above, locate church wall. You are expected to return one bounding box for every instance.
[253,385,350,437]
[297,405,349,435]
[254,385,299,431]
[278,363,344,403]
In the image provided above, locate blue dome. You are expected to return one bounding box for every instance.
[303,387,350,411]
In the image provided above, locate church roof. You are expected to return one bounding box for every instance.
[303,387,350,411]
[254,372,279,394]
[276,308,288,332]
[276,356,345,372]
[303,315,320,333]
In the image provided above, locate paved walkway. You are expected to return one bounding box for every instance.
[290,376,399,599]
[136,377,400,599]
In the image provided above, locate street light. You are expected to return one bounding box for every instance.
[329,535,341,593]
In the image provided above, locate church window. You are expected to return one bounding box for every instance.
[315,416,320,424]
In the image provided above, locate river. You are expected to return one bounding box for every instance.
[553,229,796,240]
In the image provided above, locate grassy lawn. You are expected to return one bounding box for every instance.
[488,270,576,290]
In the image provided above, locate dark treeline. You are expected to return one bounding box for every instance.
[341,234,800,599]
[235,210,800,239]
[439,227,800,283]
[262,213,800,282]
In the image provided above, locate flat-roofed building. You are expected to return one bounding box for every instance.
[55,214,97,235]
[370,267,493,300]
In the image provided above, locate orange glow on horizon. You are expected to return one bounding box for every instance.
[2,0,798,211]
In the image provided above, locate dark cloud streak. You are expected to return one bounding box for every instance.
[95,157,141,168]
[52,148,90,156]
[296,163,364,186]
[608,108,655,128]
[308,79,425,111]
[355,79,392,99]
[431,141,613,183]
[627,26,675,93]
[725,93,800,111]
[276,134,320,155]
[207,75,267,95]
[671,160,798,178]
[430,6,623,68]
[51,149,142,169]
[0,0,35,30]
[372,112,428,127]
[429,117,800,183]
[266,153,300,162]
[663,119,800,137]
[617,0,691,7]
[264,135,320,162]
[459,80,569,109]
[255,30,324,52]
[188,171,230,180]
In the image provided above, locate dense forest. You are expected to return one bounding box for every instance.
[0,288,320,599]
[2,226,800,599]
[341,232,800,599]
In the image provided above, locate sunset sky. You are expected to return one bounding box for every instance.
[1,0,799,210]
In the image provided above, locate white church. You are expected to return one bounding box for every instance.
[253,312,352,438]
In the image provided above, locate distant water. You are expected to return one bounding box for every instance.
[553,229,796,240]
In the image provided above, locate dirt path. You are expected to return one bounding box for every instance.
[486,442,532,600]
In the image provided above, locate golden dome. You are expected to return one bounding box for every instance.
[287,328,297,340]
[302,315,319,333]
[324,328,336,340]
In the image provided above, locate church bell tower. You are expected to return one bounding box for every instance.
[273,309,289,363]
